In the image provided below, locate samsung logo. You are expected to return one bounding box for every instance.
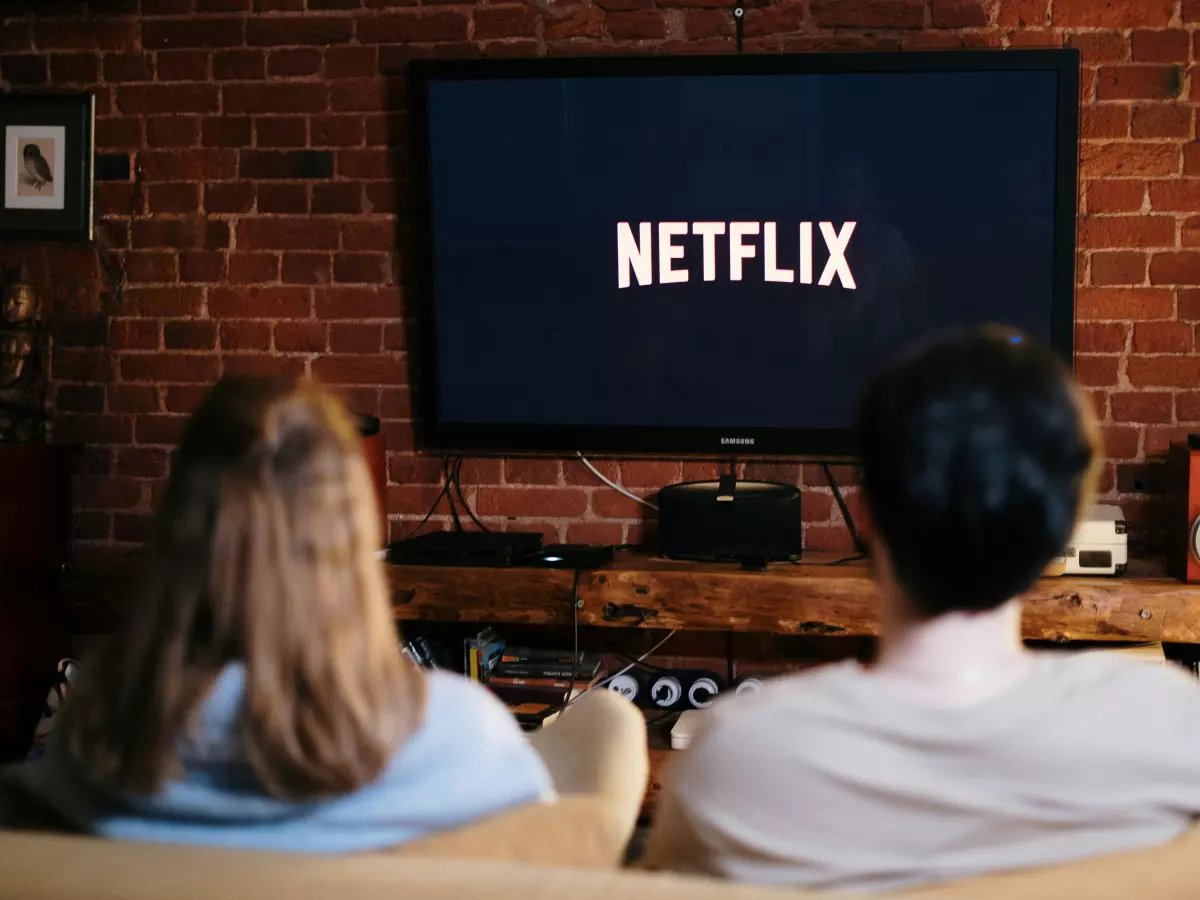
[720,437,755,446]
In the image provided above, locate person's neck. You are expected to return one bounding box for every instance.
[870,598,1032,707]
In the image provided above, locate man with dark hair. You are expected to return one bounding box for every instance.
[643,327,1200,892]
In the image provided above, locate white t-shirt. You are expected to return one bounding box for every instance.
[644,653,1200,893]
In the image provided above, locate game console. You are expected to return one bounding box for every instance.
[1046,504,1127,576]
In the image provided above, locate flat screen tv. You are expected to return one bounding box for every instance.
[409,50,1079,457]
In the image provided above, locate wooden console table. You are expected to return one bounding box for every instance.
[390,551,1200,644]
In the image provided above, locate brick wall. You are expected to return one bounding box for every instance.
[1,0,1197,554]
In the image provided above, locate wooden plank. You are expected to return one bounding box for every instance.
[391,553,1200,643]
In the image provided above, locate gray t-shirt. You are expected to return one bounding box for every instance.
[644,653,1200,893]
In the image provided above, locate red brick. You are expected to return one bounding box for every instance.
[1133,321,1194,353]
[267,48,322,78]
[1127,356,1200,386]
[504,459,562,485]
[1066,32,1129,63]
[383,322,407,351]
[380,387,411,420]
[251,118,307,149]
[111,319,162,351]
[237,218,338,251]
[1006,31,1062,47]
[257,183,309,215]
[49,52,99,84]
[121,354,221,384]
[566,522,625,545]
[163,386,211,414]
[228,252,279,283]
[164,320,218,351]
[803,525,857,553]
[179,251,226,283]
[312,183,363,215]
[33,20,138,51]
[312,115,366,148]
[116,448,170,479]
[1090,252,1148,286]
[1112,392,1173,423]
[1150,252,1200,285]
[1148,180,1200,210]
[1081,143,1180,178]
[77,475,145,512]
[214,49,265,80]
[1132,30,1189,63]
[1184,145,1200,177]
[684,10,732,38]
[545,7,605,38]
[157,50,209,82]
[1182,216,1200,247]
[274,321,328,352]
[1086,181,1144,214]
[315,286,403,319]
[330,323,384,353]
[1101,424,1142,459]
[1074,356,1120,386]
[57,414,134,446]
[811,0,922,27]
[475,6,539,38]
[145,116,200,149]
[220,321,272,352]
[209,286,312,318]
[1075,322,1127,352]
[340,220,394,252]
[222,355,308,379]
[136,415,189,445]
[1177,392,1200,421]
[118,84,218,116]
[55,384,106,413]
[108,386,158,416]
[1189,0,1200,22]
[357,12,470,42]
[997,0,1048,25]
[146,184,200,216]
[1053,0,1173,27]
[1097,66,1182,101]
[1144,426,1193,456]
[325,47,379,78]
[1132,104,1192,138]
[336,149,390,180]
[282,252,332,284]
[139,150,237,182]
[311,354,404,384]
[248,16,352,46]
[125,251,178,284]
[333,252,386,283]
[143,18,244,50]
[1078,288,1173,321]
[364,182,396,214]
[224,83,328,115]
[1080,105,1130,140]
[202,185,252,216]
[621,460,681,487]
[95,117,142,152]
[1180,290,1200,320]
[476,487,588,518]
[328,78,388,113]
[929,0,986,27]
[605,10,667,38]
[0,22,33,53]
[388,484,451,517]
[388,453,443,486]
[1079,215,1174,249]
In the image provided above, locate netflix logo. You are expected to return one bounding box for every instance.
[617,221,857,290]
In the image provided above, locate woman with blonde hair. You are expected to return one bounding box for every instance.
[2,377,552,851]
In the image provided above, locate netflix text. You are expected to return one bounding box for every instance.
[617,221,857,290]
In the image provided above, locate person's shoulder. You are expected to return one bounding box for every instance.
[1035,650,1200,705]
[422,669,528,737]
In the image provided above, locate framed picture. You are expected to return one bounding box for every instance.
[0,93,94,243]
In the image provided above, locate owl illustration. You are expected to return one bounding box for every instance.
[21,143,53,192]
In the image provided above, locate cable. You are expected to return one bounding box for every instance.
[576,452,659,511]
[564,628,679,709]
[563,569,582,703]
[451,456,491,532]
[821,461,867,556]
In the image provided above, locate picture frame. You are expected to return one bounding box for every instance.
[0,93,94,243]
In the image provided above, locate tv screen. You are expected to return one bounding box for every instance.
[409,51,1079,456]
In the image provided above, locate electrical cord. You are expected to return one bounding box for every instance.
[399,455,490,541]
[821,461,868,556]
[451,457,491,532]
[563,628,679,710]
[577,452,659,511]
[443,456,463,532]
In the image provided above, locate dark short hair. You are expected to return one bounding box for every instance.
[856,327,1098,619]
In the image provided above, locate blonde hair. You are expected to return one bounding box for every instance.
[63,377,424,799]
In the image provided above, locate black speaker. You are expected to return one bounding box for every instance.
[657,479,802,564]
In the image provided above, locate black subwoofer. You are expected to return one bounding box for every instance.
[657,480,802,564]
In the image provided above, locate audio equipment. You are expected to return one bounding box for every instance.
[734,676,765,697]
[657,476,802,565]
[606,672,641,703]
[388,531,543,567]
[1168,437,1200,582]
[1045,504,1127,577]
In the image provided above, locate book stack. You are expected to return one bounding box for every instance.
[464,627,505,682]
[487,646,604,728]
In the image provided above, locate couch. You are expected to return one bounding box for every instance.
[4,687,1200,898]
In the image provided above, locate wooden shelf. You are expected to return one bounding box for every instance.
[390,552,1200,643]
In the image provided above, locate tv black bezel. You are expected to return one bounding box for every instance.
[408,50,1080,458]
